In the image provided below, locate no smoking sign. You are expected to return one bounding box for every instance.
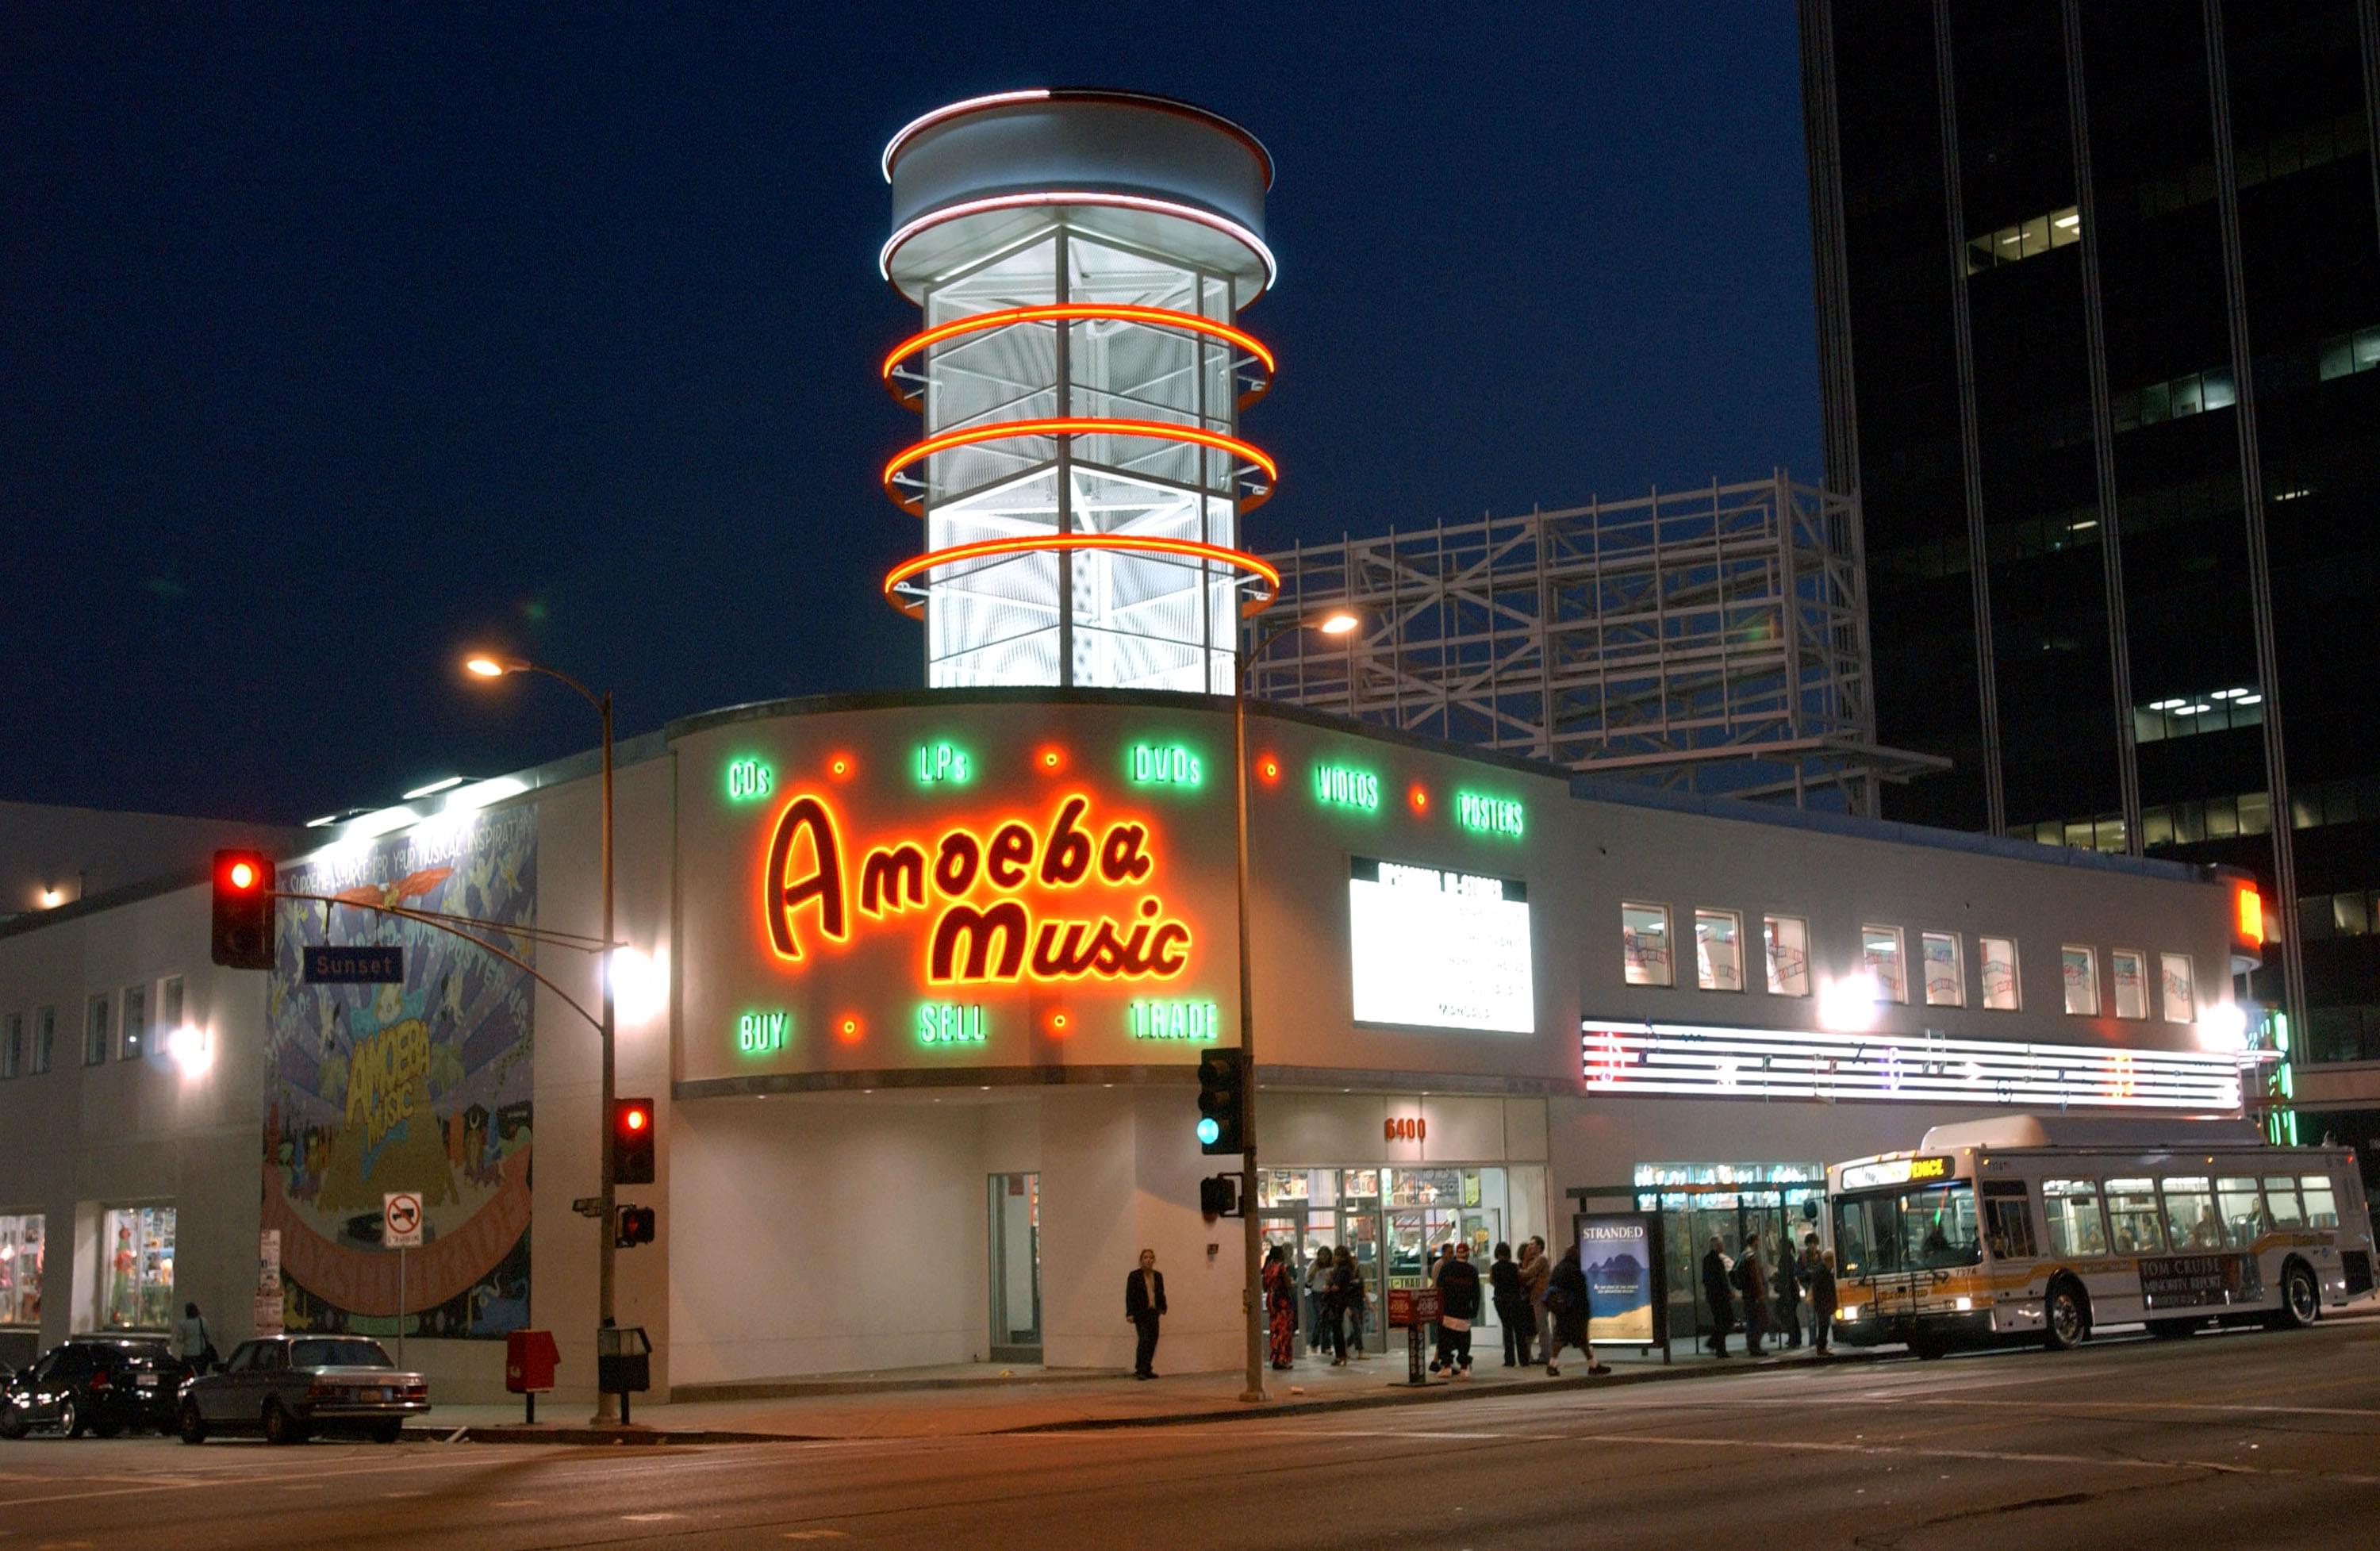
[383,1191,425,1249]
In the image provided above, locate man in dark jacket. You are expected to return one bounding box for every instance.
[1431,1241,1484,1376]
[1124,1248,1168,1379]
[1701,1234,1736,1357]
[1773,1232,1804,1349]
[1488,1242,1531,1366]
[1541,1244,1610,1376]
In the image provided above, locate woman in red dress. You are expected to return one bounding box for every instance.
[1263,1245,1296,1369]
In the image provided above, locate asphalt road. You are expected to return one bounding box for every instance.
[5,1322,2376,1550]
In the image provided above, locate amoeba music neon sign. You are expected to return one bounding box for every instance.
[1580,1022,2241,1111]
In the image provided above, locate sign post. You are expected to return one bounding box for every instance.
[1385,1286,1441,1387]
[383,1192,424,1368]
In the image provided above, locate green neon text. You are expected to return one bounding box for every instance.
[1312,762,1380,812]
[725,758,776,803]
[1127,743,1203,789]
[917,1001,986,1046]
[914,742,973,785]
[1454,791,1524,838]
[1129,1000,1221,1041]
[736,1010,789,1055]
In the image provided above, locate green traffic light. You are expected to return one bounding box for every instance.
[1196,1116,1221,1146]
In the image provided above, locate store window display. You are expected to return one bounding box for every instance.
[101,1205,175,1330]
[0,1215,41,1325]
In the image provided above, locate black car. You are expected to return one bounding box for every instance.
[0,1335,186,1438]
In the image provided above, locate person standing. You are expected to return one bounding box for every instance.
[1700,1235,1736,1358]
[1263,1245,1296,1370]
[1520,1235,1551,1361]
[1807,1246,1838,1357]
[1124,1248,1167,1380]
[1304,1245,1335,1355]
[1432,1241,1483,1377]
[1772,1230,1803,1349]
[1541,1244,1611,1376]
[1339,1246,1368,1360]
[1733,1236,1770,1357]
[175,1300,217,1376]
[1489,1241,1531,1367]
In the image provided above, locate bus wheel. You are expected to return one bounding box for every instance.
[2269,1260,2320,1330]
[2043,1280,2089,1352]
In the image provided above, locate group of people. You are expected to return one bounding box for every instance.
[1699,1232,1838,1358]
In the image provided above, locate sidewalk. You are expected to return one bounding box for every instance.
[408,1332,1881,1445]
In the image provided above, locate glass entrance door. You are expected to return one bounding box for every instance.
[988,1173,1040,1362]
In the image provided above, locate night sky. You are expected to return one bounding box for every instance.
[2,4,1818,824]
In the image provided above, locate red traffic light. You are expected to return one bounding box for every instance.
[212,848,276,969]
[624,1107,647,1131]
[228,860,258,890]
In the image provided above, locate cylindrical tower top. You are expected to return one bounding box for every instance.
[881,89,1276,306]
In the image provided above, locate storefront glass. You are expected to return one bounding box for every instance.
[0,1214,41,1326]
[1635,1162,1826,1347]
[1261,1165,1511,1352]
[101,1205,175,1330]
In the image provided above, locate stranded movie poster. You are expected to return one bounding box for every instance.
[263,805,536,1339]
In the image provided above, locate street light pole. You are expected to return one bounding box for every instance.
[465,655,618,1424]
[1230,610,1358,1405]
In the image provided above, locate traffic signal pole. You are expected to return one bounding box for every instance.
[594,689,617,1426]
[1230,649,1265,1405]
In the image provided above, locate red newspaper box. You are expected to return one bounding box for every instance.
[505,1329,559,1422]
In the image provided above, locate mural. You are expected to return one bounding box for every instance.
[265,806,536,1339]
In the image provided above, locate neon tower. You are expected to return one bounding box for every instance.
[879,90,1279,690]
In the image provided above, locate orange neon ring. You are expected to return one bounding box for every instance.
[881,534,1280,620]
[881,418,1276,516]
[881,305,1275,410]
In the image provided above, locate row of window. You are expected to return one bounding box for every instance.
[1615,905,2198,1021]
[2019,773,2380,858]
[1964,205,2080,273]
[0,974,184,1081]
[2032,1173,2340,1261]
[2136,686,2263,746]
[2304,1005,2380,1067]
[2136,110,2370,222]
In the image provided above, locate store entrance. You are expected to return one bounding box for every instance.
[1261,1166,1518,1356]
[987,1173,1040,1363]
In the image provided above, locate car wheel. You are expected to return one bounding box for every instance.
[178,1401,209,1445]
[263,1400,305,1446]
[371,1420,403,1445]
[2270,1260,2320,1330]
[57,1396,86,1439]
[2043,1280,2089,1352]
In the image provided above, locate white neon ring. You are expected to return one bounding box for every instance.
[880,90,1054,182]
[880,190,1278,294]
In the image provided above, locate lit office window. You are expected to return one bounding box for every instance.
[2161,954,2197,1024]
[2110,950,2149,1019]
[1981,938,2020,1011]
[1622,904,1672,987]
[1921,932,1964,1008]
[1863,926,1906,1003]
[1965,205,2080,272]
[1764,916,1810,997]
[2062,946,2101,1016]
[1694,910,1743,992]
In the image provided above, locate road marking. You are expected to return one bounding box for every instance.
[783,1534,848,1542]
[491,1499,539,1507]
[278,1484,324,1492]
[624,1512,685,1522]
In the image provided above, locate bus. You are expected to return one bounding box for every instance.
[1825,1114,2376,1357]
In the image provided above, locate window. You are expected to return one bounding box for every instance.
[160,976,184,1034]
[1903,1185,1982,1269]
[32,1007,55,1074]
[292,1338,394,1369]
[84,993,110,1065]
[2105,1178,2165,1253]
[2300,1175,2339,1229]
[2160,954,2196,1024]
[0,1213,42,1324]
[1980,938,2020,1011]
[1921,932,1963,1008]
[2262,1177,2305,1230]
[1863,926,1906,1003]
[2,1012,19,1080]
[2111,950,2149,1020]
[1622,904,1672,987]
[2215,1177,2265,1246]
[1982,1184,2037,1260]
[1764,915,1810,996]
[2043,1179,2105,1257]
[2160,1177,2219,1249]
[2062,946,2100,1016]
[121,982,148,1062]
[223,1342,266,1374]
[100,1205,176,1330]
[1694,910,1743,991]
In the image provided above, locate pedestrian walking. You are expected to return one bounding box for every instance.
[1304,1245,1335,1354]
[1431,1240,1482,1377]
[1328,1246,1366,1365]
[175,1300,218,1376]
[1808,1247,1838,1356]
[1124,1248,1167,1379]
[1733,1237,1771,1357]
[1489,1241,1533,1367]
[1700,1234,1736,1357]
[1263,1245,1296,1370]
[1541,1244,1610,1376]
[1520,1235,1551,1360]
[1772,1231,1804,1349]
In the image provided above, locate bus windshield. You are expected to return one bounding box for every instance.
[1833,1182,1983,1278]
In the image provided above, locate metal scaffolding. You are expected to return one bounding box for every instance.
[1250,473,1947,813]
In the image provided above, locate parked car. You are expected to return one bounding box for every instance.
[178,1334,428,1445]
[1,1335,186,1438]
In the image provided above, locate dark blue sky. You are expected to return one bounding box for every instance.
[2,3,1818,823]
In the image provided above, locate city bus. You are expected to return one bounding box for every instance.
[1826,1114,2376,1357]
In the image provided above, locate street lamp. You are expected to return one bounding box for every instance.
[1231,607,1359,1403]
[464,651,620,1424]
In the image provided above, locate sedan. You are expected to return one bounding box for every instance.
[178,1334,428,1445]
[1,1335,186,1438]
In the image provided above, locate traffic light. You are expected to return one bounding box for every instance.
[210,849,275,969]
[1196,1046,1246,1156]
[612,1097,656,1184]
[616,1204,656,1248]
[1199,1174,1241,1220]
